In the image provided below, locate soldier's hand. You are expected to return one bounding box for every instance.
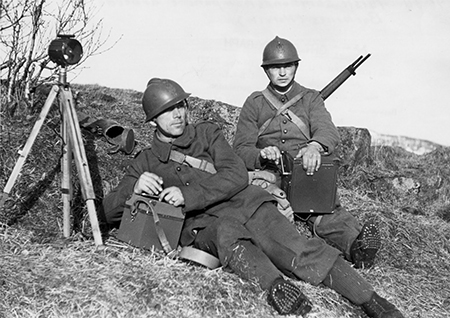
[159,186,185,207]
[296,143,323,175]
[260,146,282,164]
[133,172,163,196]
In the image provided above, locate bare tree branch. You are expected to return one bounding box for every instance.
[0,0,118,113]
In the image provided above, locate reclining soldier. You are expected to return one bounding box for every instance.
[103,78,404,317]
[233,36,381,270]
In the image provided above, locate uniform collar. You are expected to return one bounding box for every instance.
[151,124,196,162]
[267,81,305,102]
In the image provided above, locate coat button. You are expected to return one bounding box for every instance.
[176,167,181,171]
[185,182,190,186]
[281,97,286,103]
[281,139,286,143]
[283,129,288,134]
[283,120,287,124]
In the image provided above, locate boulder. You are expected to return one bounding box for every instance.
[336,127,372,171]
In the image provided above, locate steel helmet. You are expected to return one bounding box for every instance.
[142,78,191,122]
[261,36,301,67]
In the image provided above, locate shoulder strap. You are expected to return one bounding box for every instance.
[132,197,173,254]
[170,150,217,174]
[259,89,310,139]
[179,246,221,269]
[261,89,301,114]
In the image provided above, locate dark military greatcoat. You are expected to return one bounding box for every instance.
[233,82,362,262]
[104,121,342,289]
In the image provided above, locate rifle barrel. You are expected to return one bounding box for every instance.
[350,55,364,69]
[354,54,371,69]
[320,54,370,100]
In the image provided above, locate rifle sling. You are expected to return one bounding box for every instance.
[259,89,311,140]
[170,150,217,174]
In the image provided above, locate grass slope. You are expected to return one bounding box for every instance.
[1,84,449,318]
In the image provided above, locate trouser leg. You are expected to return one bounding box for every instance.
[192,208,376,311]
[245,202,341,286]
[193,216,282,290]
[322,257,374,305]
[307,202,361,260]
[275,169,361,261]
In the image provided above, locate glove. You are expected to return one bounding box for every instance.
[250,179,294,223]
[248,170,277,184]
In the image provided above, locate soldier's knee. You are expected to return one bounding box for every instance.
[215,217,250,248]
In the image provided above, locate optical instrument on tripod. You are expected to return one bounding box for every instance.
[0,34,103,246]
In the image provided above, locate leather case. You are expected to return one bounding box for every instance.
[281,153,339,214]
[116,194,185,251]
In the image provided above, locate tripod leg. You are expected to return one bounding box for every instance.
[59,88,103,246]
[61,102,73,238]
[0,85,59,209]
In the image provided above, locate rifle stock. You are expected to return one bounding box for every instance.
[320,54,371,100]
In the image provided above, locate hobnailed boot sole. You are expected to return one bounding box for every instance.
[351,222,381,269]
[267,278,312,316]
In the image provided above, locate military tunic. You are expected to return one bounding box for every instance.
[104,121,341,289]
[234,82,339,168]
[233,82,361,260]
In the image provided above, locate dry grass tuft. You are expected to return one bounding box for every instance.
[1,84,449,317]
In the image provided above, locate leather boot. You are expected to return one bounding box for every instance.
[362,292,405,318]
[267,277,312,316]
[351,221,381,268]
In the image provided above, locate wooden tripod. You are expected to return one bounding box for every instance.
[0,67,103,246]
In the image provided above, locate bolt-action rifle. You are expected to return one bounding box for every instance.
[279,54,371,207]
[320,54,371,100]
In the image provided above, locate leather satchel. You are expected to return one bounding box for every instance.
[116,193,185,254]
[280,152,339,214]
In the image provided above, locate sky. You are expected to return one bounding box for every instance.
[73,0,450,146]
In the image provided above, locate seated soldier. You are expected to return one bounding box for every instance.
[103,78,404,317]
[233,36,381,269]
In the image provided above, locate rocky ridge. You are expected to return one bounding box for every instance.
[369,130,441,155]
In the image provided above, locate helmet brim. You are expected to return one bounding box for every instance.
[261,58,301,67]
[145,92,191,122]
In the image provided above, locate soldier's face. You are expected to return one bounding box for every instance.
[265,63,297,89]
[153,101,187,141]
